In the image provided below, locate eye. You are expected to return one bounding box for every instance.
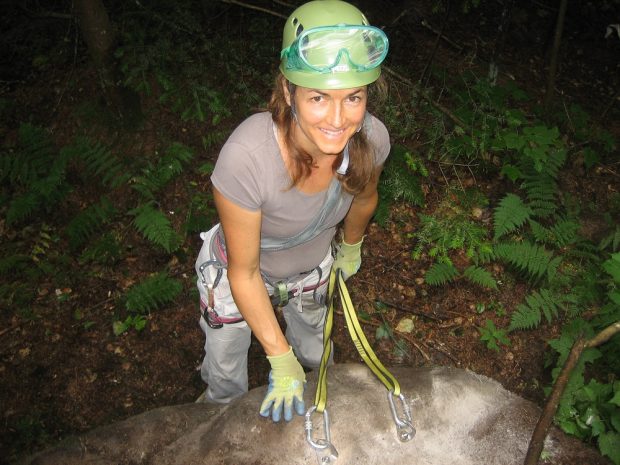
[310,95,323,103]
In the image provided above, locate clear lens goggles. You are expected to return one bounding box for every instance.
[282,25,389,74]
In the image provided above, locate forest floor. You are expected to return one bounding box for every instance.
[1,1,619,464]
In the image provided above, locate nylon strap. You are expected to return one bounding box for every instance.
[314,269,400,414]
[314,267,337,413]
[259,178,342,252]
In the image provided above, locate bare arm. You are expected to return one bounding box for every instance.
[213,187,289,356]
[342,165,383,244]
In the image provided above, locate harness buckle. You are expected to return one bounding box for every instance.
[387,390,416,442]
[304,406,338,464]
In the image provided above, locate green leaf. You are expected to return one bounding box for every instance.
[376,323,391,340]
[500,164,522,182]
[610,390,620,407]
[112,320,129,336]
[599,432,620,464]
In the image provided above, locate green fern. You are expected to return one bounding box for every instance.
[463,265,497,289]
[518,145,566,218]
[495,241,560,282]
[523,175,558,218]
[376,144,426,226]
[125,272,182,313]
[600,226,620,252]
[0,255,31,276]
[1,124,55,185]
[66,197,117,249]
[530,218,580,247]
[131,142,193,199]
[493,193,532,240]
[3,124,74,225]
[5,193,39,226]
[129,202,182,253]
[509,288,572,330]
[425,262,459,286]
[79,233,122,265]
[69,137,129,188]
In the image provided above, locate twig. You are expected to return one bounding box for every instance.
[271,0,295,8]
[219,0,287,19]
[419,19,463,51]
[384,65,468,129]
[426,340,460,365]
[419,1,451,87]
[0,321,24,338]
[524,321,620,465]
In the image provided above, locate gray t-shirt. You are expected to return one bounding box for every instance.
[211,111,390,280]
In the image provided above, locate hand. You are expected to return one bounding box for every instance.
[259,347,306,422]
[332,238,363,280]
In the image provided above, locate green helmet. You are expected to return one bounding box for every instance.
[280,1,389,89]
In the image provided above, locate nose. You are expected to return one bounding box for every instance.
[326,100,344,128]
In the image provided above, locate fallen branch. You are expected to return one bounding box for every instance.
[218,0,287,19]
[383,65,467,129]
[524,321,620,465]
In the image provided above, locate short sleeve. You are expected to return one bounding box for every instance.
[368,115,391,166]
[211,141,263,211]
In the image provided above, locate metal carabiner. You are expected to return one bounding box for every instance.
[387,390,416,442]
[305,406,338,464]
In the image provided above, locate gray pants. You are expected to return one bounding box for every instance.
[196,224,333,404]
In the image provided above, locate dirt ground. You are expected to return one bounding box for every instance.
[1,1,619,464]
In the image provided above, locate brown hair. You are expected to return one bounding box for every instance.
[268,73,385,195]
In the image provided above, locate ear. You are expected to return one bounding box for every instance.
[283,82,292,107]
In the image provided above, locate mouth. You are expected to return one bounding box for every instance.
[318,128,347,139]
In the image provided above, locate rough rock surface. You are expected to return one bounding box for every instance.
[23,364,608,465]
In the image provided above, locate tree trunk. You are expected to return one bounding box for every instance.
[74,0,140,124]
[543,0,568,112]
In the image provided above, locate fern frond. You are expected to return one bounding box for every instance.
[509,288,564,330]
[79,233,122,265]
[493,193,532,240]
[70,137,129,188]
[0,255,31,276]
[132,143,194,199]
[599,226,620,252]
[523,176,557,218]
[463,265,497,289]
[66,197,117,249]
[425,262,459,286]
[379,145,425,207]
[474,242,496,264]
[6,192,39,226]
[167,142,194,164]
[1,124,56,186]
[125,272,182,313]
[495,241,555,281]
[551,218,580,247]
[129,202,181,253]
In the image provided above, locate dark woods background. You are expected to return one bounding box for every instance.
[1,1,619,464]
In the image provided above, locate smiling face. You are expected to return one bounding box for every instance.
[286,85,367,161]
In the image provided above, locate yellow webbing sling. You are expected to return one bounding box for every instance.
[305,268,415,463]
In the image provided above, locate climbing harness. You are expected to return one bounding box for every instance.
[197,224,331,328]
[305,268,415,464]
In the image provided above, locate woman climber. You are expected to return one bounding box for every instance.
[195,0,390,423]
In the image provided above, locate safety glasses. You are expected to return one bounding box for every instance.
[281,25,389,73]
